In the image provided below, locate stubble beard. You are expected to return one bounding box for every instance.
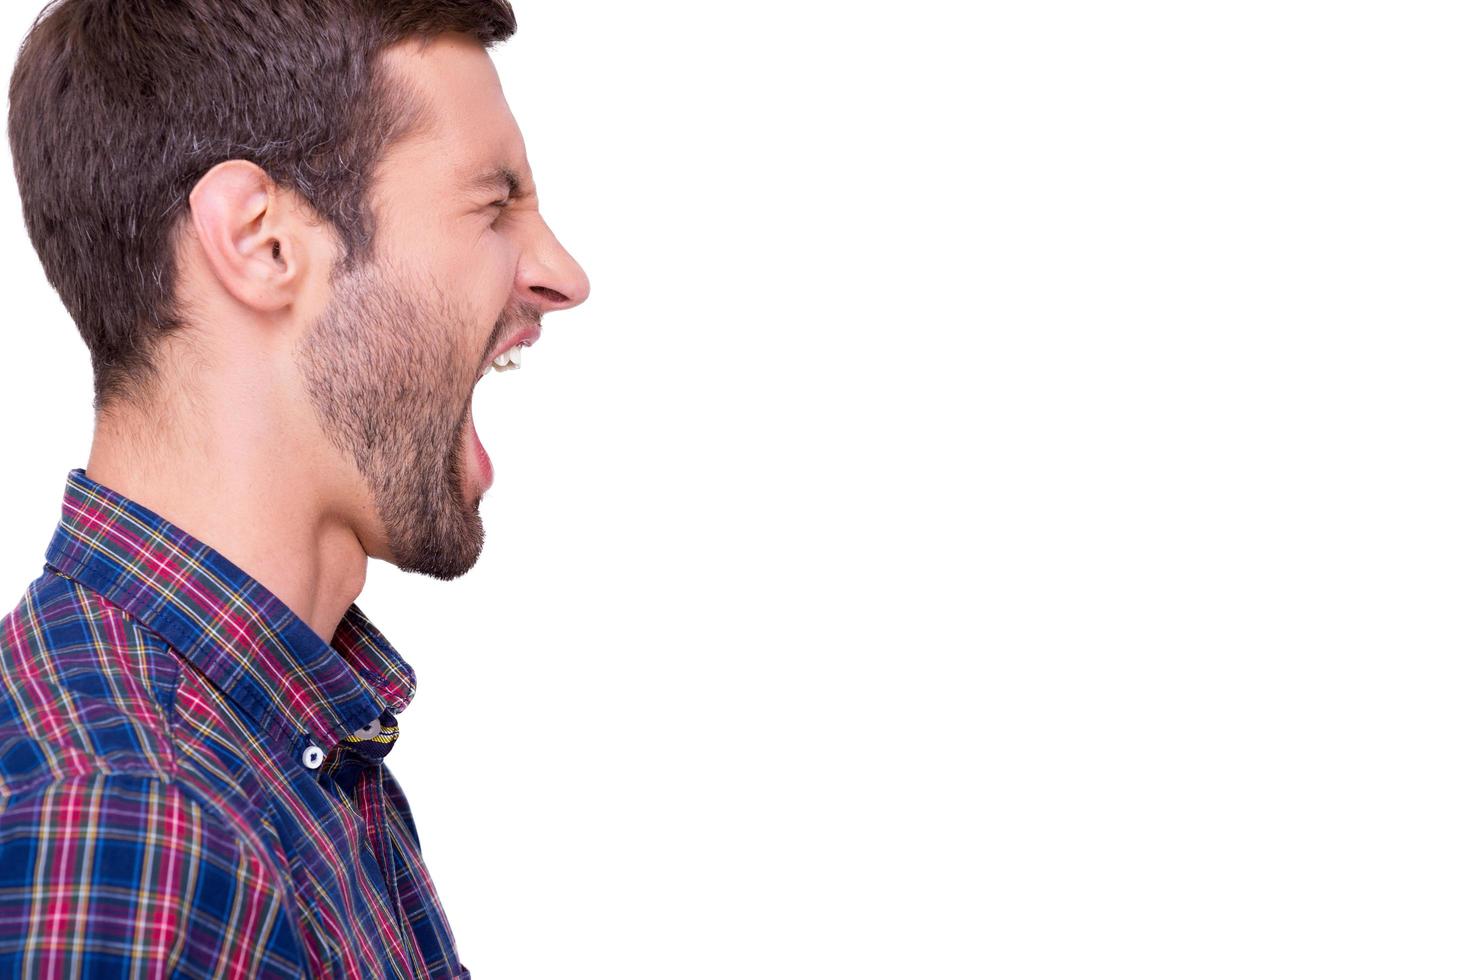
[294,256,485,580]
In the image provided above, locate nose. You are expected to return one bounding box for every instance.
[516,214,591,314]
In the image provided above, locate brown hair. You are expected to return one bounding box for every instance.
[7,0,516,413]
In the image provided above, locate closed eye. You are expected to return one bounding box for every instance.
[482,200,512,227]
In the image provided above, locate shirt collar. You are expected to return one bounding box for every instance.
[42,467,416,750]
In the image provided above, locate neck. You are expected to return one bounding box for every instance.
[85,388,370,645]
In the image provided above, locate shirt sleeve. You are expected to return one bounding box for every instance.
[0,770,306,977]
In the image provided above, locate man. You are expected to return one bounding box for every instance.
[0,0,588,975]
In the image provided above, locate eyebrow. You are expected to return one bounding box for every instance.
[468,165,526,199]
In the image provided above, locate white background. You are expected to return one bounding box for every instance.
[2,1,1466,977]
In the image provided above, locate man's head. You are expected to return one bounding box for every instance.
[8,1,590,579]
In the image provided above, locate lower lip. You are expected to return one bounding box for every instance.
[466,407,493,491]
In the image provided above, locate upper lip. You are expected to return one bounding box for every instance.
[479,321,542,376]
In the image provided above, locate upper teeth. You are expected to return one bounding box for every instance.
[489,344,524,374]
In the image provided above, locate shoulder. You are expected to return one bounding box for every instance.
[0,574,308,973]
[0,770,306,976]
[1,569,292,865]
[0,569,184,796]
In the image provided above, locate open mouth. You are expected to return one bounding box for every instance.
[465,338,534,493]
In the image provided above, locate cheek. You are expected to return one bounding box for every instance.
[415,216,519,331]
[467,236,518,312]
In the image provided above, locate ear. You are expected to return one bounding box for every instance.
[187,160,309,314]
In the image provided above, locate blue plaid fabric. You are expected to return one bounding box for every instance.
[0,469,469,977]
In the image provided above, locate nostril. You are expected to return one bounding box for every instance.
[529,285,570,305]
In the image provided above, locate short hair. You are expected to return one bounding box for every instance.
[7,0,517,413]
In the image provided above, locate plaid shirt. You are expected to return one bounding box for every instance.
[0,469,469,978]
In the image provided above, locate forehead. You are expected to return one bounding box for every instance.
[378,34,526,187]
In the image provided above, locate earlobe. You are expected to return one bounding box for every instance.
[187,160,301,313]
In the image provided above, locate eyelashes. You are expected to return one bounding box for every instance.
[485,200,512,225]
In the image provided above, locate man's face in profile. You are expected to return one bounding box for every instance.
[293,34,588,580]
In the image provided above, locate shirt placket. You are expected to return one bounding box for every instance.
[320,709,433,975]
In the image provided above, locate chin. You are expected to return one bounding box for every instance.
[373,452,487,580]
[393,529,484,581]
